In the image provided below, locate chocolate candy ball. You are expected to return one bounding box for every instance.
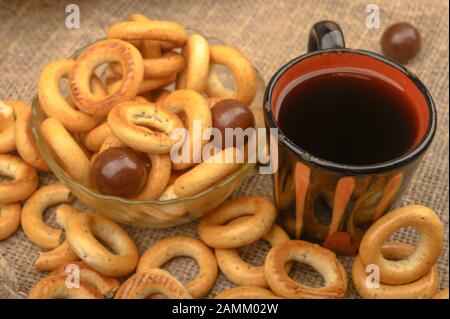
[91,147,147,197]
[212,99,255,146]
[381,22,421,64]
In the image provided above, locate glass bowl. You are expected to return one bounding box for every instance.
[30,37,265,228]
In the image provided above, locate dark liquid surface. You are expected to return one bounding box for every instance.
[277,71,418,165]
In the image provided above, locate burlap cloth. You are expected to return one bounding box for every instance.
[0,0,448,299]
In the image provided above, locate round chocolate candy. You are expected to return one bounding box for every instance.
[381,22,421,64]
[212,99,255,147]
[91,147,147,197]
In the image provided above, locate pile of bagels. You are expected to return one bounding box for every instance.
[36,12,263,203]
[23,195,448,299]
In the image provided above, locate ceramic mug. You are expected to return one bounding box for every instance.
[263,20,436,255]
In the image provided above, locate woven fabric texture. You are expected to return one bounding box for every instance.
[0,0,448,298]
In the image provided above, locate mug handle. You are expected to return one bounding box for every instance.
[308,20,345,52]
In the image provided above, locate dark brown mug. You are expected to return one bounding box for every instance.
[263,21,436,256]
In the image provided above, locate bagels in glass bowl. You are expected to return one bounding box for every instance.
[30,34,265,228]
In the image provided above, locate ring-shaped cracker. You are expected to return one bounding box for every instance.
[105,72,176,95]
[69,39,144,116]
[56,204,139,277]
[114,269,193,299]
[264,240,348,299]
[0,100,28,154]
[137,236,217,298]
[198,196,277,248]
[173,147,243,197]
[41,118,90,185]
[135,154,171,200]
[21,184,72,249]
[107,100,184,154]
[216,223,291,287]
[127,13,162,58]
[34,240,79,271]
[206,45,257,105]
[111,51,185,78]
[0,101,15,153]
[51,261,120,298]
[38,59,105,132]
[83,122,111,152]
[352,242,439,299]
[14,105,49,170]
[359,205,443,285]
[0,203,21,240]
[107,20,187,47]
[162,89,212,170]
[176,34,210,93]
[29,274,103,299]
[0,154,38,204]
[126,14,180,53]
[0,100,14,132]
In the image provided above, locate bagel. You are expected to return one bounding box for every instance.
[141,39,162,58]
[14,105,49,170]
[0,100,14,132]
[0,154,38,204]
[107,100,184,154]
[216,223,291,287]
[83,122,111,152]
[107,20,187,47]
[162,89,212,170]
[0,100,28,154]
[0,203,21,240]
[198,196,277,248]
[264,240,348,299]
[206,45,257,105]
[56,204,139,276]
[176,34,210,93]
[28,274,103,299]
[113,75,177,95]
[0,101,15,153]
[359,205,443,285]
[206,68,236,100]
[137,236,217,298]
[105,69,176,95]
[142,52,185,77]
[135,154,171,200]
[40,118,90,185]
[114,269,193,299]
[173,147,243,197]
[111,51,185,78]
[69,39,144,116]
[38,59,105,132]
[127,13,163,58]
[352,242,439,299]
[21,184,72,249]
[50,261,120,298]
[34,240,79,271]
